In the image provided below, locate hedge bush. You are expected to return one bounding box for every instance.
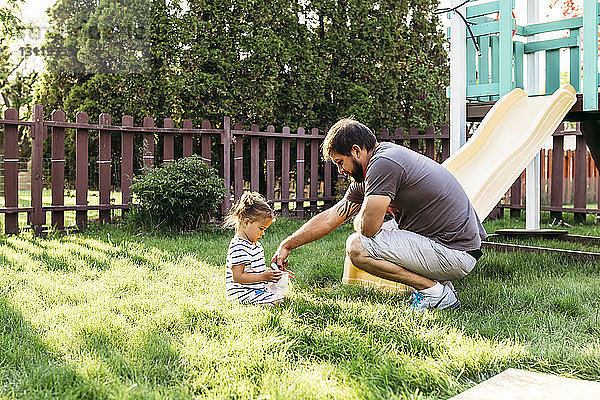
[128,155,225,231]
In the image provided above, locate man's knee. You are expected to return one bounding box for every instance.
[346,233,367,264]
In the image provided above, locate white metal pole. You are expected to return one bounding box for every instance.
[525,0,540,230]
[450,0,467,155]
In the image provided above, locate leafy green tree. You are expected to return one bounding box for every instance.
[36,0,448,188]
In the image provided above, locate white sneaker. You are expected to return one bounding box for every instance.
[439,280,456,294]
[408,284,460,311]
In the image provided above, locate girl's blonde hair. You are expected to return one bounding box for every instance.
[224,191,274,230]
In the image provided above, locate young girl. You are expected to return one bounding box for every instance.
[224,191,289,304]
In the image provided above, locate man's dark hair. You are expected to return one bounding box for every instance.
[322,118,377,160]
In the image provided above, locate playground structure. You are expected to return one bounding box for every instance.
[450,0,600,229]
[343,0,600,291]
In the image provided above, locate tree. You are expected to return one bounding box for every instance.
[36,0,449,187]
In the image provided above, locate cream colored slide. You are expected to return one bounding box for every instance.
[342,84,577,292]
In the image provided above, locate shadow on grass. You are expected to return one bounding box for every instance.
[80,326,187,387]
[0,297,107,398]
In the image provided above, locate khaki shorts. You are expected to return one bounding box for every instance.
[359,221,477,281]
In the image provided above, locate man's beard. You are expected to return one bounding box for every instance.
[350,158,364,183]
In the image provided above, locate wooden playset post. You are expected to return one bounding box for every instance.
[525,0,541,230]
[583,0,598,112]
[449,0,467,155]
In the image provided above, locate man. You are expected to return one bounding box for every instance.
[272,118,487,310]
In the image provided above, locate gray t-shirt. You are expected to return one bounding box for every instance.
[345,142,487,251]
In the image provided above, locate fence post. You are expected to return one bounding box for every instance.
[233,122,244,201]
[98,113,112,224]
[30,105,45,235]
[163,118,175,164]
[409,127,419,152]
[551,129,564,221]
[221,116,232,215]
[425,126,435,160]
[121,116,134,208]
[250,124,260,192]
[183,119,193,158]
[281,126,291,216]
[510,176,521,218]
[574,131,587,222]
[4,108,19,234]
[143,117,154,169]
[296,127,306,218]
[76,112,89,230]
[266,125,275,202]
[441,126,450,162]
[310,128,319,215]
[51,109,66,231]
[201,120,211,164]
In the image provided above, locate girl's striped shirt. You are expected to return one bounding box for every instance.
[225,236,276,304]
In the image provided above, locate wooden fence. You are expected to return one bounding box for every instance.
[502,122,600,222]
[0,106,598,235]
[0,106,452,234]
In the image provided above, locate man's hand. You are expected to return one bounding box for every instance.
[271,246,290,269]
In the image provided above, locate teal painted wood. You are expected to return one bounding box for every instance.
[479,36,491,100]
[514,41,524,89]
[545,49,560,94]
[524,36,578,53]
[583,0,598,110]
[491,35,499,85]
[522,17,583,36]
[470,21,500,37]
[570,29,580,92]
[466,1,499,18]
[467,39,476,88]
[498,0,513,95]
[479,36,490,86]
[467,83,500,97]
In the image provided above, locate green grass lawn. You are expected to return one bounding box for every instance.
[0,210,598,399]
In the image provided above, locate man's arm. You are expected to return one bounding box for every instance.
[272,198,361,266]
[355,195,391,237]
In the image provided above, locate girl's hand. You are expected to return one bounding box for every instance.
[263,269,282,283]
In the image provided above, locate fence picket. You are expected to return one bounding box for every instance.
[574,134,587,222]
[425,126,435,159]
[201,120,211,164]
[99,113,112,224]
[310,128,319,215]
[4,108,18,234]
[250,125,260,192]
[233,122,244,201]
[163,118,175,164]
[121,116,134,207]
[409,127,419,153]
[143,117,154,169]
[76,112,89,230]
[281,127,291,216]
[51,110,66,230]
[441,126,450,161]
[183,119,193,158]
[296,127,306,218]
[267,125,275,202]
[31,105,45,234]
[221,116,232,214]
[551,133,564,220]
